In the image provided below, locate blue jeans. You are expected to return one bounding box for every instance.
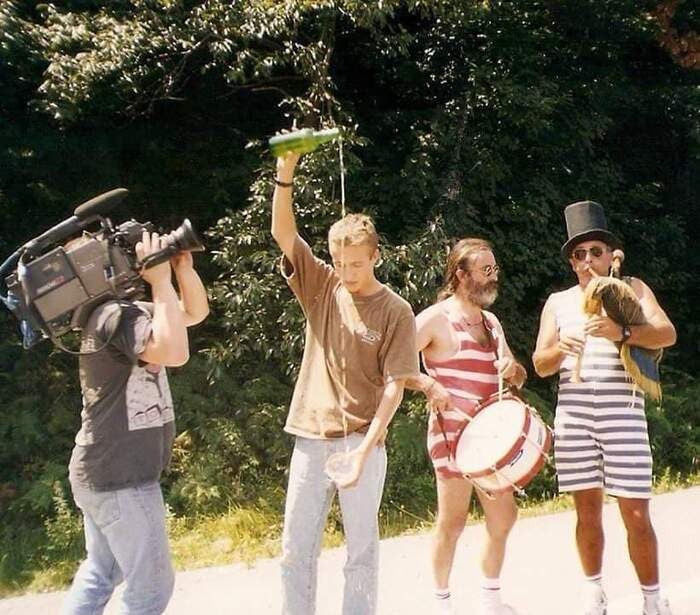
[62,481,174,615]
[281,434,387,615]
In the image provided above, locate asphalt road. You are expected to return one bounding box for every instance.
[1,487,698,614]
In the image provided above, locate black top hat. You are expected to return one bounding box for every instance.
[561,200,621,258]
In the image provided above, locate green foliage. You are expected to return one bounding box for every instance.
[41,482,84,565]
[0,0,698,595]
[209,135,360,376]
[382,397,437,514]
[0,481,83,597]
[671,1,699,36]
[646,371,700,477]
[0,338,79,522]
[161,355,292,515]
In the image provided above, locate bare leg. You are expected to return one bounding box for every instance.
[432,475,473,589]
[617,497,658,585]
[573,489,605,575]
[476,489,518,577]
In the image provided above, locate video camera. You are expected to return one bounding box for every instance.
[0,188,204,349]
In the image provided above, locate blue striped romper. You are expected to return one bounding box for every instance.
[549,286,653,499]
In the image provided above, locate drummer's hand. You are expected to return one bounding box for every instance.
[494,356,517,381]
[426,380,451,414]
[557,333,585,357]
[335,448,365,490]
[585,315,623,342]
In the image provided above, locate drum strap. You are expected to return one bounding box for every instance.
[481,311,498,350]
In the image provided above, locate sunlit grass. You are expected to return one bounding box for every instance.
[168,505,282,570]
[171,470,700,573]
[2,472,697,598]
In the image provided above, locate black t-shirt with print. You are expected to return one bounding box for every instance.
[68,300,175,491]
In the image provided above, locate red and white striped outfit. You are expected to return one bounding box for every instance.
[424,312,500,479]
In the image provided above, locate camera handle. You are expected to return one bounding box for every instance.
[133,218,203,272]
[135,245,180,271]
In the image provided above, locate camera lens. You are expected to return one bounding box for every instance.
[163,219,204,254]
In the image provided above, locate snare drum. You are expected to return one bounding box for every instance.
[453,393,552,495]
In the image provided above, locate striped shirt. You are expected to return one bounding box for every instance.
[423,311,500,479]
[549,286,652,498]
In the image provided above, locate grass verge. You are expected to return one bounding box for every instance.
[1,471,698,599]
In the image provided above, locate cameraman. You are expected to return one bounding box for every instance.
[62,231,209,615]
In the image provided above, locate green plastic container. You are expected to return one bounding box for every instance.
[269,127,340,157]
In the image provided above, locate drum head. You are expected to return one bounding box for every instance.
[455,397,527,473]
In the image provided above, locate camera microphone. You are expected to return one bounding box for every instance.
[23,188,129,256]
[74,188,129,220]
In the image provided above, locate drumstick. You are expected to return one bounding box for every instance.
[497,332,505,401]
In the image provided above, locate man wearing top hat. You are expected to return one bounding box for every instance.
[532,201,676,615]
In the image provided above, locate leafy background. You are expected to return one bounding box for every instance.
[0,0,698,594]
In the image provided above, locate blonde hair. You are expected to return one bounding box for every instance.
[437,237,493,300]
[328,213,379,252]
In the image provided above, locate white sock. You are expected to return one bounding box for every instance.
[585,573,605,602]
[435,588,451,601]
[433,589,454,613]
[641,583,660,612]
[481,576,502,609]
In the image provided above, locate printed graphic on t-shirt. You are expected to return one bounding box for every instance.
[360,328,381,344]
[81,335,98,353]
[125,364,174,431]
[338,287,382,346]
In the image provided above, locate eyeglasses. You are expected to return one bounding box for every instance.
[478,264,500,277]
[572,246,608,261]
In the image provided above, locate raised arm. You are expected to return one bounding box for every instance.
[171,251,209,327]
[137,232,189,367]
[271,152,301,260]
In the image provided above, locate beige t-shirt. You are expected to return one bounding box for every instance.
[282,236,419,439]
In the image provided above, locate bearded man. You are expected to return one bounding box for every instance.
[408,238,527,615]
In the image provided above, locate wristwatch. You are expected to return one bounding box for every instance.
[620,325,632,344]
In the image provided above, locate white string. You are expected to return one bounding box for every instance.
[339,134,346,217]
[338,133,349,455]
[497,332,505,402]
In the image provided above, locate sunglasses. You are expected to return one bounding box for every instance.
[572,246,608,261]
[478,264,500,276]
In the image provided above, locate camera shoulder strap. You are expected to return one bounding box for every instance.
[52,300,125,356]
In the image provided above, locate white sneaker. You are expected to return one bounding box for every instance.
[644,597,673,615]
[583,591,608,615]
